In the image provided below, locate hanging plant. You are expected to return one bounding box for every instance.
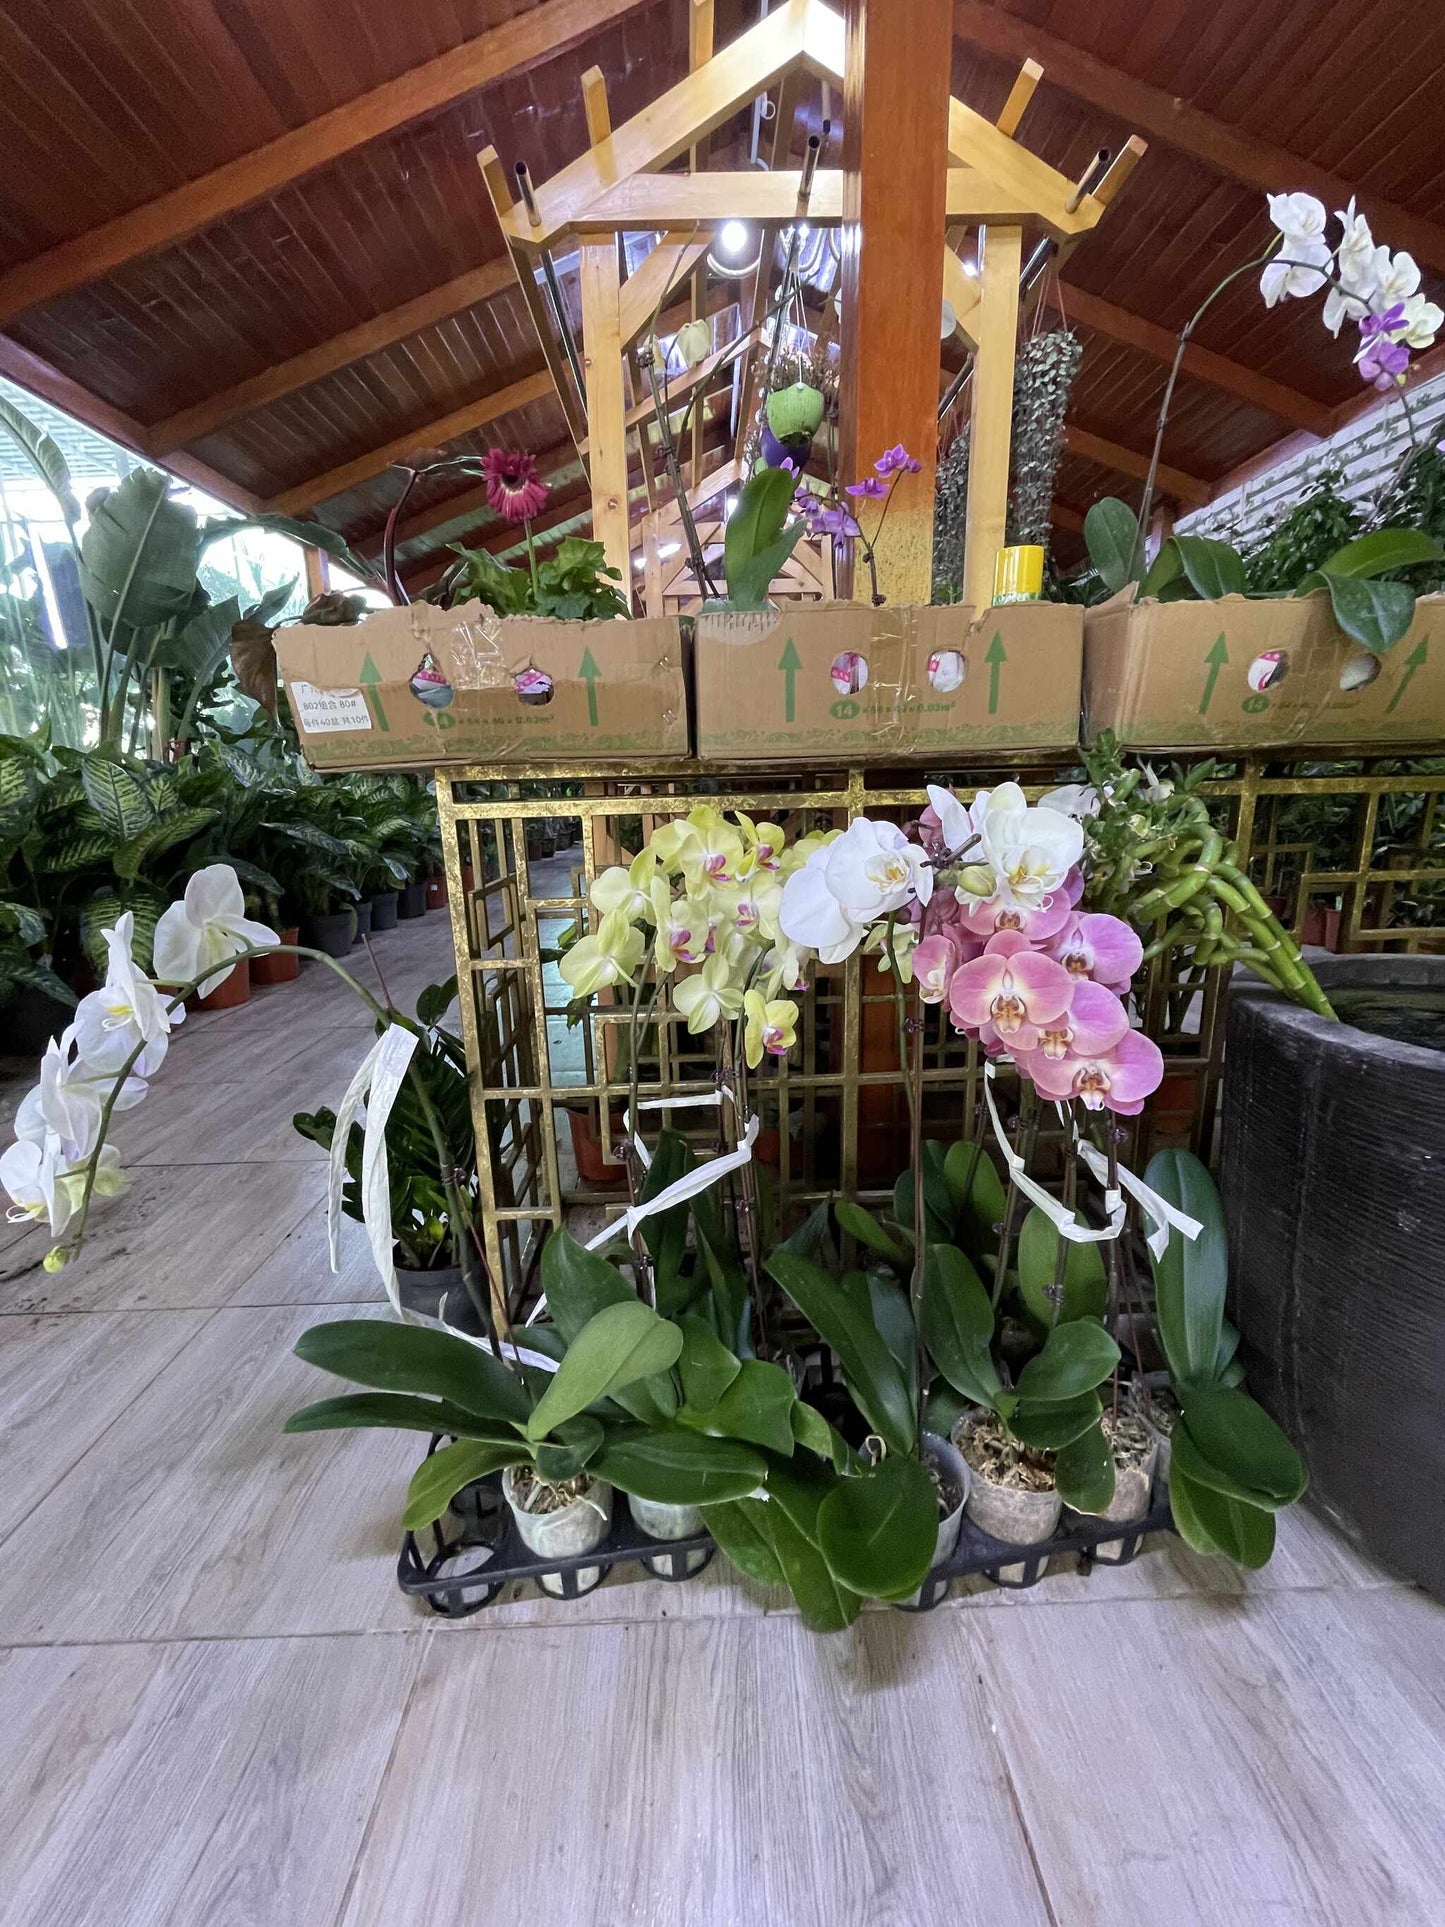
[765,381,826,443]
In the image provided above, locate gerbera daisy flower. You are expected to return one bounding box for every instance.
[482,447,549,524]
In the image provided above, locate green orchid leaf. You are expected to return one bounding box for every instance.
[403,1438,528,1532]
[293,1319,531,1425]
[919,1242,1001,1408]
[1317,527,1444,578]
[834,1199,910,1265]
[942,1139,1007,1256]
[676,1313,742,1413]
[679,1357,797,1456]
[525,1301,683,1441]
[1140,537,1186,599]
[817,1454,939,1600]
[1144,1148,1228,1387]
[1016,1207,1108,1329]
[1169,1460,1276,1567]
[534,1414,607,1484]
[1008,1390,1103,1452]
[1014,1317,1119,1403]
[1084,497,1145,592]
[723,467,799,608]
[765,1249,915,1457]
[893,1139,954,1242]
[1053,1418,1116,1513]
[1175,1387,1308,1509]
[592,1426,766,1506]
[866,1271,916,1387]
[702,1497,787,1588]
[538,1231,684,1422]
[1170,534,1248,600]
[791,1399,851,1470]
[282,1391,519,1440]
[1299,569,1416,653]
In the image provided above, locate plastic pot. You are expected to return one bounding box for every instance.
[502,1468,612,1597]
[957,1414,1062,1583]
[352,898,373,942]
[368,891,399,933]
[627,1493,709,1577]
[189,957,250,1012]
[898,1432,970,1608]
[1062,1438,1159,1560]
[564,1103,628,1186]
[300,909,355,958]
[396,1263,483,1335]
[398,882,428,920]
[250,927,300,986]
[425,876,448,911]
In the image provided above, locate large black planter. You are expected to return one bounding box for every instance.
[398,882,428,920]
[1220,955,1445,1593]
[3,984,76,1056]
[369,890,399,932]
[396,1264,484,1335]
[299,909,355,958]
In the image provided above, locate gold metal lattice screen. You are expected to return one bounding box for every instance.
[435,754,1444,1309]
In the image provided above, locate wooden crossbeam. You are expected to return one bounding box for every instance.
[952,2,1445,272]
[150,259,516,454]
[1042,283,1333,437]
[619,236,712,350]
[476,148,588,451]
[995,58,1042,138]
[1064,424,1210,506]
[267,368,553,513]
[0,0,650,324]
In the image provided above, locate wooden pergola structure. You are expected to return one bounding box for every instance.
[477,0,1142,606]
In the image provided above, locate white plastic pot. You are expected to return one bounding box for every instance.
[956,1416,1062,1584]
[503,1467,612,1597]
[1062,1438,1160,1560]
[897,1432,971,1608]
[627,1493,709,1578]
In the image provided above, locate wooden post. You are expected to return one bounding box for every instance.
[578,240,632,593]
[688,0,715,490]
[304,544,330,600]
[961,223,1022,611]
[838,0,952,603]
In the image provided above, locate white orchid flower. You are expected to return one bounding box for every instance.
[1139,762,1175,804]
[863,921,918,982]
[1261,238,1331,307]
[1399,292,1444,349]
[15,1028,146,1163]
[1038,782,1099,819]
[925,782,973,852]
[73,912,179,1077]
[152,864,278,996]
[1321,286,1368,337]
[1267,192,1328,243]
[1,1130,127,1237]
[970,783,1084,914]
[780,818,931,965]
[1333,200,1377,294]
[1369,248,1421,312]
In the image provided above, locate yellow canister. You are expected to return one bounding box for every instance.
[992,544,1044,605]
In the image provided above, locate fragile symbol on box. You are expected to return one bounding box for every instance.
[288,681,373,734]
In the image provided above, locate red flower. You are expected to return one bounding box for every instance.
[482,447,549,525]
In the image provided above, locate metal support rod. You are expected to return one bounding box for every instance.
[759,130,824,400]
[515,161,589,413]
[638,338,719,599]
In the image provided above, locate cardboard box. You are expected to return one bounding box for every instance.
[692,602,1083,762]
[1083,590,1445,749]
[275,601,690,769]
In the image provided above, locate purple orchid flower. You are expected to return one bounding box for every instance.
[813,506,861,538]
[845,476,889,499]
[1357,304,1413,389]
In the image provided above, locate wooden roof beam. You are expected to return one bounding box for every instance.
[0,0,651,323]
[1064,423,1211,506]
[267,367,553,514]
[150,259,516,454]
[952,2,1445,272]
[1042,283,1333,438]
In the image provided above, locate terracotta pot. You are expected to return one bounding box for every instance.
[1300,903,1342,950]
[425,876,448,910]
[188,957,250,1012]
[250,927,300,985]
[565,1103,628,1185]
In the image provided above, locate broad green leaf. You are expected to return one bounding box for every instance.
[1306,572,1416,654]
[1084,497,1144,592]
[893,1139,954,1242]
[592,1426,765,1505]
[1140,537,1185,599]
[1016,1207,1108,1328]
[534,1414,606,1483]
[763,1502,863,1631]
[791,1399,850,1469]
[1054,1418,1116,1513]
[404,1438,527,1531]
[1171,534,1248,600]
[150,595,242,683]
[1175,1387,1308,1508]
[702,1497,786,1588]
[866,1271,916,1387]
[679,1358,796,1456]
[942,1139,1007,1256]
[1014,1318,1119,1403]
[638,1130,692,1299]
[1008,1390,1102,1451]
[1144,1149,1228,1386]
[1169,1460,1276,1567]
[922,1379,970,1441]
[525,1301,683,1440]
[113,805,218,882]
[539,1229,634,1339]
[677,1313,741,1413]
[728,526,806,609]
[834,1199,910,1265]
[817,1454,939,1599]
[294,1319,531,1424]
[80,757,155,838]
[80,468,202,630]
[0,392,80,522]
[201,511,378,584]
[1317,527,1444,578]
[920,1242,1001,1408]
[723,467,800,607]
[283,1391,518,1439]
[765,1249,915,1457]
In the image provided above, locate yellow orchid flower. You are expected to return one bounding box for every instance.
[672,950,746,1035]
[743,990,799,1067]
[648,875,711,972]
[559,906,645,999]
[590,849,657,919]
[736,812,787,878]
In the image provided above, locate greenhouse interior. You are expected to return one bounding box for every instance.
[2,1,1444,1921]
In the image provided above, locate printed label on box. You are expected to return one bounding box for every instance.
[289,681,373,734]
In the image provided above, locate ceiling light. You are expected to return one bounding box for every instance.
[962,258,979,279]
[659,541,681,558]
[719,220,750,258]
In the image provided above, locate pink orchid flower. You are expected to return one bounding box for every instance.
[1050,912,1143,993]
[956,891,1075,943]
[913,934,959,1005]
[948,929,1075,1050]
[1023,1028,1164,1115]
[1028,980,1129,1062]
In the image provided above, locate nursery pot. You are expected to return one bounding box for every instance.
[957,1414,1062,1583]
[189,957,250,1012]
[395,1264,484,1336]
[352,897,373,942]
[250,926,300,985]
[1062,1435,1159,1560]
[368,891,399,933]
[898,1432,970,1608]
[425,875,447,911]
[398,881,428,920]
[300,909,355,958]
[3,984,76,1055]
[1222,955,1445,1596]
[627,1492,709,1578]
[564,1102,628,1186]
[502,1468,613,1597]
[1300,902,1342,950]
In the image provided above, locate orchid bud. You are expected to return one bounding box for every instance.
[43,1245,68,1272]
[954,864,996,898]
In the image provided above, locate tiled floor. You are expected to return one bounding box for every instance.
[2,906,1443,1925]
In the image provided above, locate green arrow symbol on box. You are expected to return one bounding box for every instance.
[985,631,1006,716]
[578,647,601,726]
[1199,633,1228,715]
[359,654,390,732]
[778,636,801,722]
[1385,636,1427,714]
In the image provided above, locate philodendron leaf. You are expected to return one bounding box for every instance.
[1169,1460,1276,1567]
[1016,1207,1108,1329]
[676,1313,742,1413]
[293,1319,531,1425]
[679,1358,797,1456]
[1013,1317,1119,1404]
[816,1454,939,1600]
[1170,534,1248,600]
[534,1414,606,1484]
[404,1438,528,1532]
[702,1497,787,1588]
[592,1427,766,1506]
[283,1391,519,1440]
[920,1242,1001,1408]
[1053,1418,1116,1514]
[766,1249,915,1458]
[1175,1386,1308,1509]
[1301,571,1416,654]
[525,1301,683,1440]
[1144,1148,1228,1387]
[1084,497,1145,593]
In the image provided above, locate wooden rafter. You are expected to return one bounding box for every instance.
[952,2,1445,272]
[150,259,516,454]
[0,0,651,324]
[1064,423,1210,506]
[477,148,589,451]
[267,368,553,514]
[1042,283,1333,437]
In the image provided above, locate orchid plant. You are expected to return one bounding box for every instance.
[791,444,923,605]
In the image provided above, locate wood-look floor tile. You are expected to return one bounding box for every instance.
[0,1305,426,1642]
[973,1587,1445,1924]
[339,1613,1050,1927]
[0,1632,425,1927]
[226,1183,386,1307]
[0,1310,212,1540]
